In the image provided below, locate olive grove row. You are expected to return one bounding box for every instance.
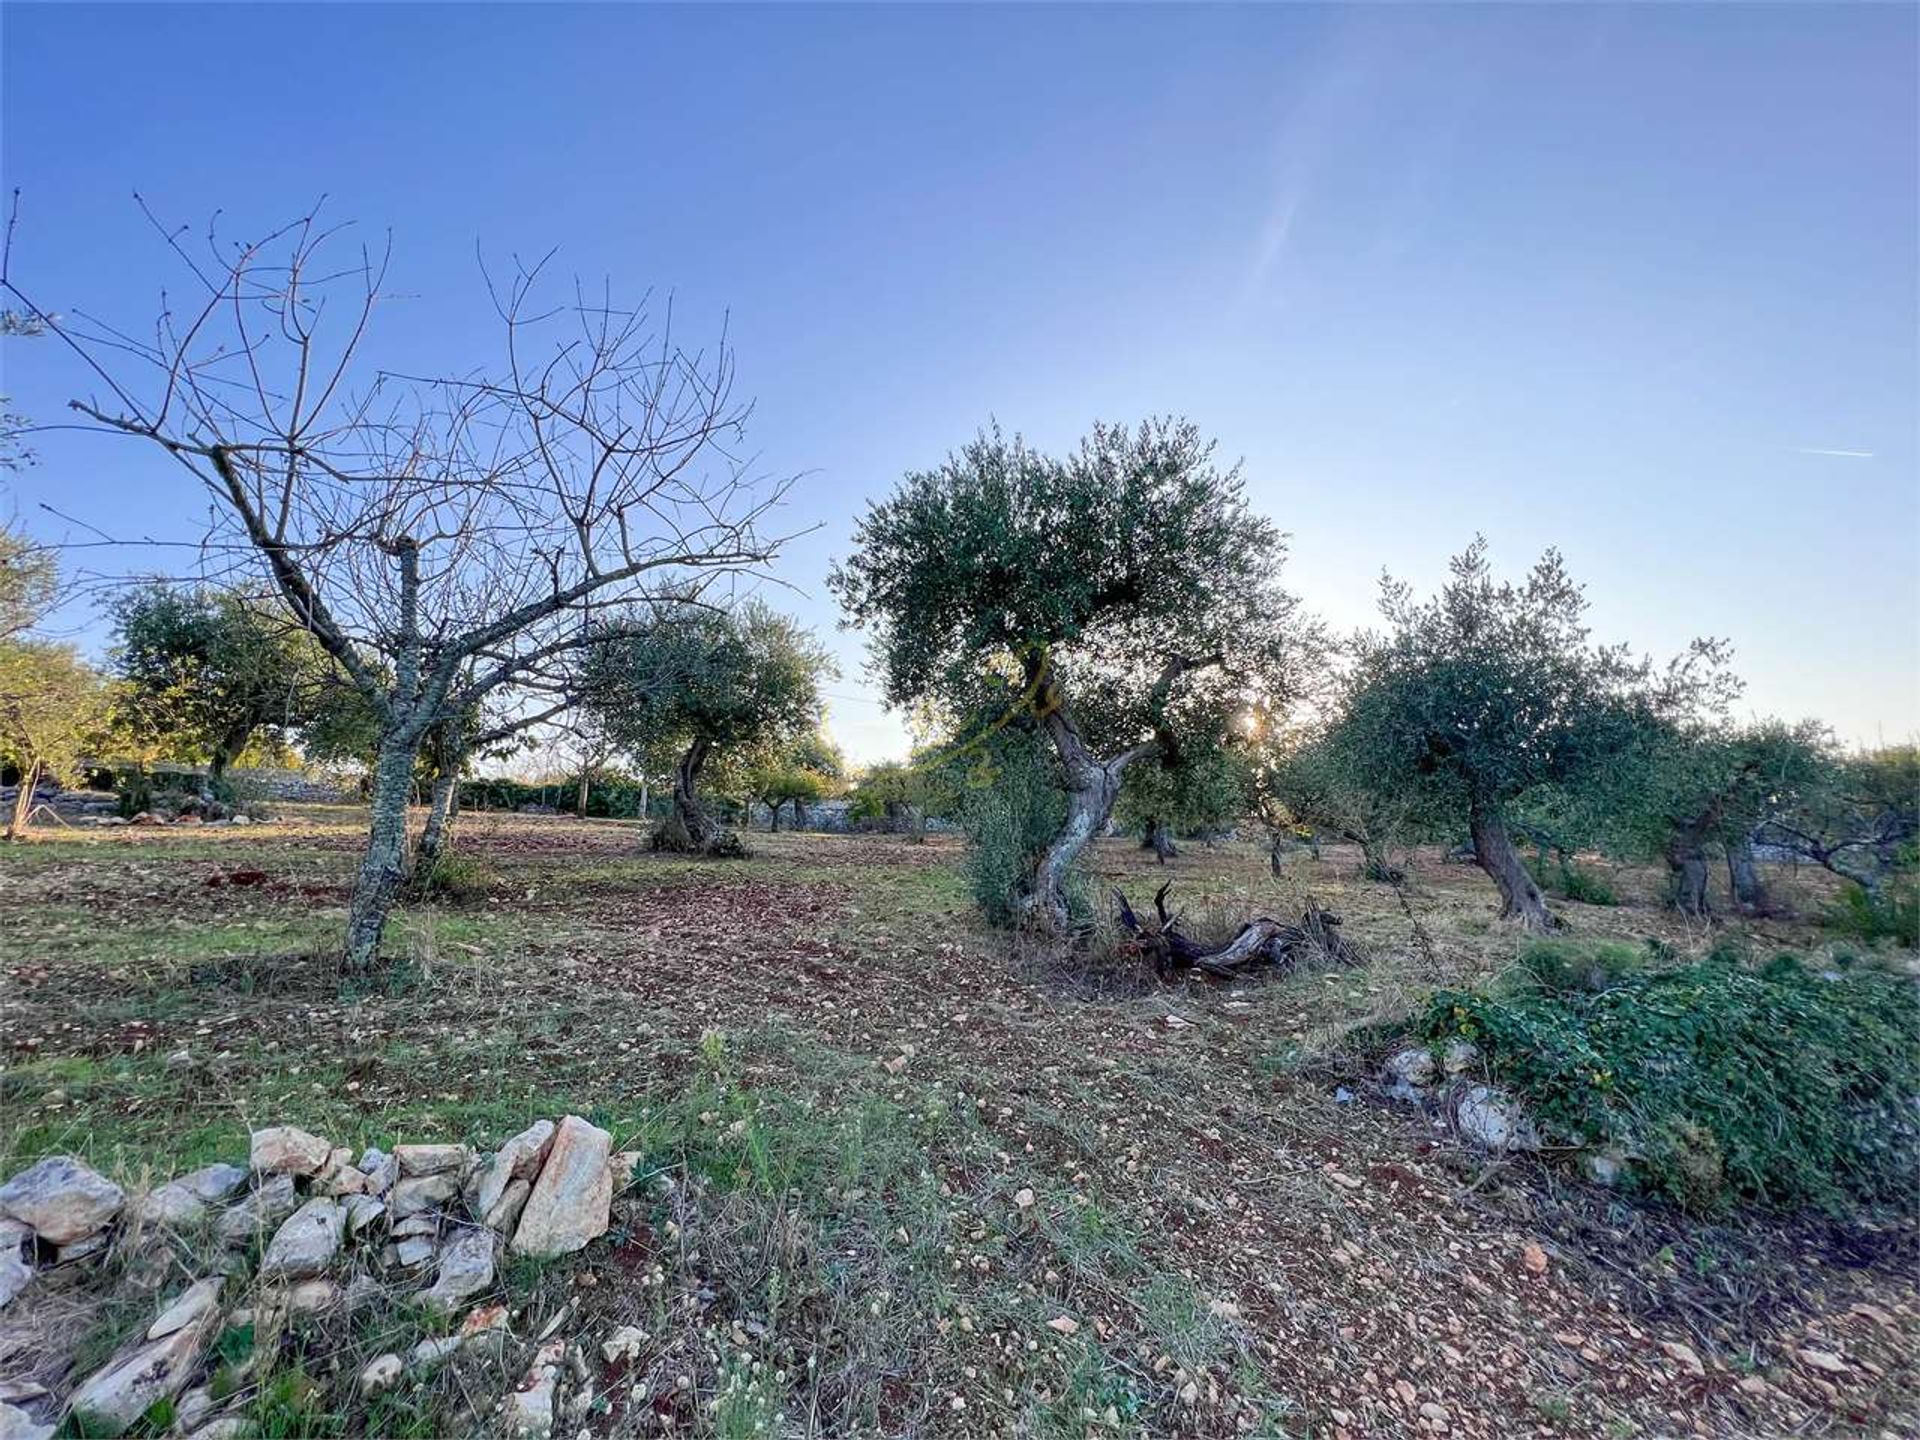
[2,213,1911,965]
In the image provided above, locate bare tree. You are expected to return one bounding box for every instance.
[5,205,793,969]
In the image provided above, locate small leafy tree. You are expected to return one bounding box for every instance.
[831,419,1312,930]
[0,523,57,642]
[109,584,330,797]
[750,730,844,830]
[1759,744,1919,909]
[1115,738,1249,863]
[846,750,962,839]
[584,602,830,854]
[1600,718,1828,916]
[1339,539,1735,931]
[0,642,111,838]
[1255,723,1423,882]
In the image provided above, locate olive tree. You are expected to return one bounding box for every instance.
[1254,722,1424,882]
[1115,739,1249,863]
[830,419,1311,931]
[8,208,789,970]
[0,642,111,838]
[109,584,330,797]
[1759,743,1918,901]
[750,730,844,831]
[1601,718,1827,916]
[583,602,830,854]
[1339,539,1735,932]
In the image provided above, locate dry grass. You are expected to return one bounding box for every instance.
[1,810,1915,1437]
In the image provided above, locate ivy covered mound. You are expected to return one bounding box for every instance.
[1419,941,1920,1212]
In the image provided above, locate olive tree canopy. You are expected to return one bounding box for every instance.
[1598,717,1828,916]
[582,601,830,854]
[1339,538,1736,931]
[831,418,1314,929]
[109,584,331,793]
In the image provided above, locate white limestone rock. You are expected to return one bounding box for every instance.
[259,1198,346,1279]
[0,1156,124,1245]
[509,1116,611,1258]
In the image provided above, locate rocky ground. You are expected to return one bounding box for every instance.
[1,810,1914,1438]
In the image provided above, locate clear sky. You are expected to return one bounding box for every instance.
[3,3,1915,763]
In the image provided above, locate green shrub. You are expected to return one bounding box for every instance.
[959,730,1078,928]
[1821,878,1919,947]
[1509,936,1646,994]
[1526,855,1617,906]
[1420,949,1920,1212]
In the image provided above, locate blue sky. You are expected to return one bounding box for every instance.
[4,3,1915,762]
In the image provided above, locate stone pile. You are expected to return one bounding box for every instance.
[0,1115,640,1439]
[109,812,257,829]
[1380,1042,1630,1182]
[1380,1042,1542,1153]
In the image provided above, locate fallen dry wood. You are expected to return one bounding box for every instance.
[1114,882,1358,979]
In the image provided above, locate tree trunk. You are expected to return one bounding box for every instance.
[1727,837,1769,915]
[1017,668,1131,932]
[1146,821,1177,864]
[768,799,782,832]
[654,738,716,852]
[204,718,253,804]
[1358,836,1396,883]
[5,759,40,841]
[1014,649,1208,932]
[576,771,590,817]
[344,739,419,973]
[414,767,459,877]
[1020,768,1121,932]
[1469,797,1557,932]
[1666,836,1712,917]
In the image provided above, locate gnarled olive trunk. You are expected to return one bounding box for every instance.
[344,739,421,973]
[1019,763,1123,933]
[1017,679,1131,933]
[1469,797,1556,932]
[654,738,717,852]
[1666,822,1714,917]
[1726,837,1769,915]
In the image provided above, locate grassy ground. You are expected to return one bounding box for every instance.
[1,809,1915,1438]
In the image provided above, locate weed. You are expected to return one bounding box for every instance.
[1508,936,1647,994]
[1422,949,1920,1210]
[1821,876,1919,946]
[406,850,499,903]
